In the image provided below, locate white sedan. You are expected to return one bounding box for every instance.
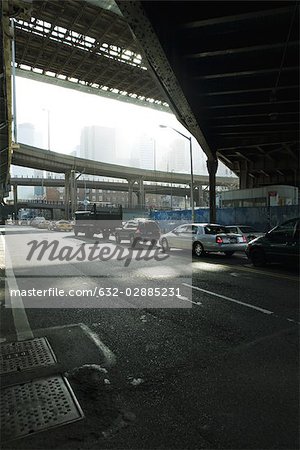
[159,223,247,257]
[225,225,265,242]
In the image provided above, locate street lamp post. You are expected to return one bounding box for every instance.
[84,178,87,210]
[160,125,195,222]
[171,169,174,210]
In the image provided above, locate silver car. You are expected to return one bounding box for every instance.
[225,225,265,243]
[159,223,247,257]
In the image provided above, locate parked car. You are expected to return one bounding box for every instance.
[30,217,46,227]
[49,220,73,232]
[37,220,51,229]
[114,218,161,247]
[19,218,29,225]
[246,218,299,267]
[225,225,265,242]
[159,223,247,256]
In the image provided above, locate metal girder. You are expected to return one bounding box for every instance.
[0,1,13,202]
[193,66,298,81]
[185,41,299,59]
[136,0,299,189]
[179,6,295,30]
[115,0,215,160]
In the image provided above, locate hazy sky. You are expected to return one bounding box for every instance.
[16,76,191,156]
[15,76,234,177]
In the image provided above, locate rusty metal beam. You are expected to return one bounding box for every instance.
[116,0,214,160]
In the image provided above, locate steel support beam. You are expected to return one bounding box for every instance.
[64,171,70,219]
[70,169,76,219]
[13,184,18,220]
[116,0,214,161]
[206,157,218,223]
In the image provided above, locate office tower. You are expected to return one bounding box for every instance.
[79,126,116,163]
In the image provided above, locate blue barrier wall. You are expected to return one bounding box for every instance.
[150,205,299,232]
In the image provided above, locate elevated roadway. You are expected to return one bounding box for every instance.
[10,177,193,197]
[12,144,237,187]
[10,144,237,217]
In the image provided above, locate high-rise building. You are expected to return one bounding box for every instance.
[11,123,43,199]
[130,133,155,170]
[79,126,116,163]
[139,133,155,170]
[167,138,189,173]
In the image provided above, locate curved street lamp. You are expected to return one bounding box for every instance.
[160,125,195,221]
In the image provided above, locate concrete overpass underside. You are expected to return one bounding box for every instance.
[1,0,299,220]
[117,1,299,190]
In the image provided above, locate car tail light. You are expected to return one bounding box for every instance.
[242,235,247,243]
[216,236,223,244]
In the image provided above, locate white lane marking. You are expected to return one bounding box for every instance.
[0,233,33,341]
[287,318,300,325]
[182,282,274,315]
[176,295,203,306]
[79,323,116,367]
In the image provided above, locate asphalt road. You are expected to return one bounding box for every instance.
[1,225,299,449]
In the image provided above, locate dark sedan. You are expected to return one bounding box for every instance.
[114,218,160,247]
[246,218,299,267]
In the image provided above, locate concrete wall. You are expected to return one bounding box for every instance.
[219,185,298,207]
[150,205,299,233]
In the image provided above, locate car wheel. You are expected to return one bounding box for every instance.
[115,233,121,244]
[161,238,170,253]
[193,242,205,257]
[224,251,235,256]
[250,248,266,267]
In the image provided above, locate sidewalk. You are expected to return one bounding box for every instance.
[0,319,211,450]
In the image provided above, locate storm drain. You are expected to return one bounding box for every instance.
[0,337,56,374]
[0,375,84,442]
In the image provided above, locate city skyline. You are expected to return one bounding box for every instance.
[13,119,235,178]
[15,76,236,178]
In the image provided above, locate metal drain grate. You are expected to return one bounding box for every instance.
[0,337,56,374]
[0,375,84,442]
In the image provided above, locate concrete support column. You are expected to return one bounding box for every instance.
[64,172,70,219]
[13,184,18,221]
[239,161,254,189]
[239,161,248,189]
[206,157,218,223]
[195,185,204,207]
[13,184,17,204]
[138,178,145,209]
[127,179,135,208]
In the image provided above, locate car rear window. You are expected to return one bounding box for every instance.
[205,225,228,234]
[226,227,237,233]
[239,226,256,233]
[142,222,160,232]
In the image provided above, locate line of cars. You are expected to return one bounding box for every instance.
[113,217,299,267]
[21,215,299,267]
[25,217,73,232]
